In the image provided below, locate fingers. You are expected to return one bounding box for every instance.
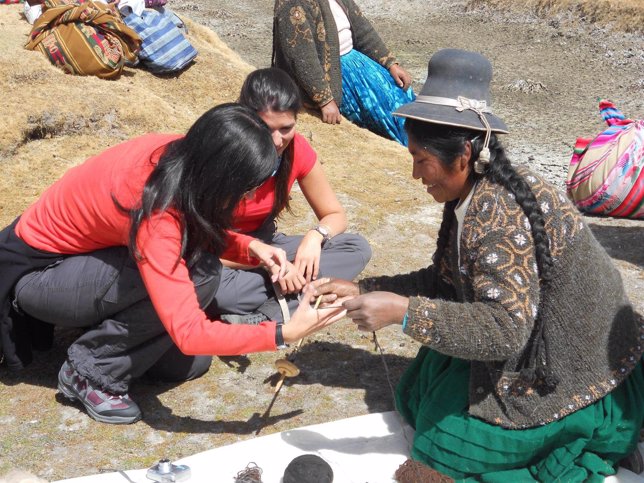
[274,250,287,280]
[253,244,287,283]
[301,259,313,283]
[307,278,338,305]
[321,102,342,124]
[309,277,331,289]
[308,277,332,296]
[317,293,338,305]
[266,262,281,283]
[323,113,341,124]
[316,305,347,325]
[277,277,288,293]
[310,279,359,301]
[403,70,412,89]
[390,65,412,90]
[293,258,306,280]
[279,271,306,294]
[290,272,306,293]
[342,296,362,312]
[298,284,317,307]
[294,255,317,284]
[304,259,319,283]
[296,271,307,288]
[285,279,295,294]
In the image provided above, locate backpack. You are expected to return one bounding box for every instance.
[566,100,644,219]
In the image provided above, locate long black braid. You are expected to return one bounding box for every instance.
[431,200,457,289]
[406,119,558,389]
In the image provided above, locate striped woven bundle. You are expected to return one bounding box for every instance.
[25,0,140,79]
[123,8,197,74]
[566,100,644,219]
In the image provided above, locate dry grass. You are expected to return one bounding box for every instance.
[468,0,644,33]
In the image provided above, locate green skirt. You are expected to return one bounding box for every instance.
[395,347,644,482]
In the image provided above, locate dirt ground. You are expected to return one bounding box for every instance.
[0,0,642,481]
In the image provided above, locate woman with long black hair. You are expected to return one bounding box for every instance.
[0,103,347,424]
[205,68,371,324]
[314,50,644,481]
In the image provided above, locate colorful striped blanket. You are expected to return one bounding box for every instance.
[566,100,644,219]
[25,0,141,80]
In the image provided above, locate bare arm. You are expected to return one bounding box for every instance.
[293,160,347,281]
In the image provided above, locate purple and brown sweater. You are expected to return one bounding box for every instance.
[360,167,644,429]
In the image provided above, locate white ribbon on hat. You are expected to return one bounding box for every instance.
[415,95,493,173]
[415,95,490,112]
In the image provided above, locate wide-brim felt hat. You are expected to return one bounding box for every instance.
[394,49,508,134]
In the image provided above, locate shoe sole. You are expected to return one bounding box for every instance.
[58,374,142,425]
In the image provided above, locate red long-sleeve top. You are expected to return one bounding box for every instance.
[15,134,277,355]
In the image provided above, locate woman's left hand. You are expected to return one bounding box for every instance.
[293,231,324,282]
[389,64,412,90]
[277,260,307,294]
[343,291,409,332]
[248,239,287,282]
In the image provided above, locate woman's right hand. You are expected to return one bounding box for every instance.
[389,63,412,90]
[281,284,347,344]
[310,277,360,305]
[320,100,342,124]
[248,239,287,282]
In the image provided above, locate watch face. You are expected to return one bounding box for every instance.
[317,225,329,236]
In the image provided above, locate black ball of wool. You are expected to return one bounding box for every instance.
[283,454,333,483]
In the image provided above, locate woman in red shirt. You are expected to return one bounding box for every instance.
[206,68,371,324]
[2,103,347,424]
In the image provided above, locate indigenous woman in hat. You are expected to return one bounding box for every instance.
[0,103,347,425]
[314,49,644,480]
[205,67,371,324]
[272,0,415,145]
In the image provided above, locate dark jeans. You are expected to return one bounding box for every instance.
[14,246,220,393]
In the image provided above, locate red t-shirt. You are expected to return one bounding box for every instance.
[225,132,317,253]
[15,134,277,355]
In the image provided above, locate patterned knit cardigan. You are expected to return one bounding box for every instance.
[272,0,397,108]
[360,167,644,429]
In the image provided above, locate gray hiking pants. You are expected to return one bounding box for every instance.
[14,247,219,393]
[206,231,372,322]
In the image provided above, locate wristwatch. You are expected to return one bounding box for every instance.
[311,225,331,245]
[275,324,289,350]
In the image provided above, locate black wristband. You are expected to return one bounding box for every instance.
[275,324,288,349]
